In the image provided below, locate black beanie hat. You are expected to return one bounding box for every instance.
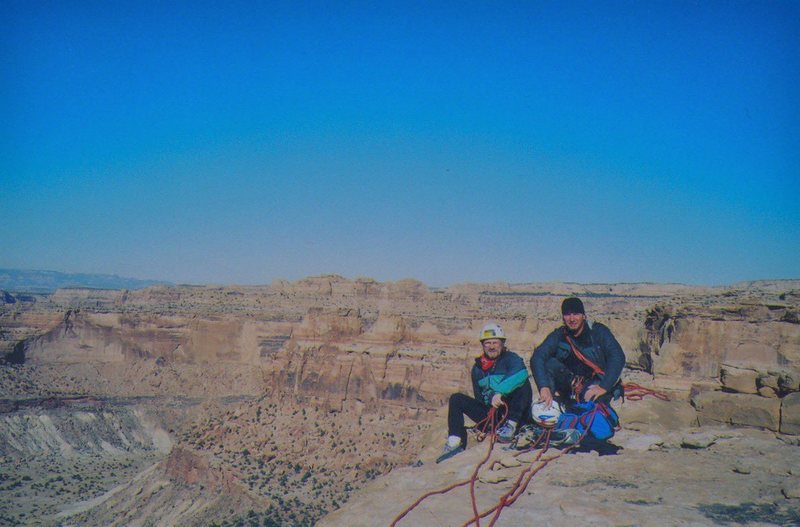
[561,297,585,315]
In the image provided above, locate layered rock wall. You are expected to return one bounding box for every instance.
[3,278,799,428]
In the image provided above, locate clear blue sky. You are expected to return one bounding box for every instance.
[2,1,798,286]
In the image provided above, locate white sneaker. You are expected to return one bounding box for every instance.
[435,442,465,463]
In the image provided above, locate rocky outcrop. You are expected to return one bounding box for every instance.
[636,284,800,381]
[0,400,171,458]
[640,313,800,381]
[616,394,699,431]
[51,287,128,306]
[0,399,176,525]
[692,391,782,432]
[758,369,798,398]
[720,363,760,394]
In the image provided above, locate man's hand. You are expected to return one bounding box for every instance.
[584,384,607,402]
[491,393,504,408]
[538,387,553,408]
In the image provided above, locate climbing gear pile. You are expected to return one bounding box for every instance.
[555,400,620,441]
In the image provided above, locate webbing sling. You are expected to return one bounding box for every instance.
[564,332,605,377]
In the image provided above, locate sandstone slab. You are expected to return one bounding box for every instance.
[318,427,800,527]
[681,431,719,449]
[784,481,800,499]
[782,392,800,435]
[616,432,664,451]
[720,363,759,394]
[692,391,781,432]
[616,395,698,432]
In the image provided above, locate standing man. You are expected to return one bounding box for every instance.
[531,297,625,409]
[437,323,532,463]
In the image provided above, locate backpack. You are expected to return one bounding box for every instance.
[555,401,619,441]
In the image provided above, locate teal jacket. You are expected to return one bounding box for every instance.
[471,349,530,406]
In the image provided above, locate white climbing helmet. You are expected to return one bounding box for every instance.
[531,400,562,427]
[479,323,506,341]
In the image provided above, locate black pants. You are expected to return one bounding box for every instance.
[542,357,616,405]
[447,382,532,447]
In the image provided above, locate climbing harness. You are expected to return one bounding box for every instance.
[565,333,670,403]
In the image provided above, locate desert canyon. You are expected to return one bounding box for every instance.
[1,276,799,526]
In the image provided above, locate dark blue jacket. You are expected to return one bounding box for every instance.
[531,321,625,393]
[472,349,530,406]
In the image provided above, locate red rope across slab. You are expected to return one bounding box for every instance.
[392,384,668,526]
[392,406,605,527]
[623,382,670,401]
[389,404,507,527]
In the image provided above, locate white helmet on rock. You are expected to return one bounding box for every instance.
[479,323,506,341]
[531,400,562,427]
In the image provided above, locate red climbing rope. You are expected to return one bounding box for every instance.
[389,404,507,527]
[393,386,667,526]
[623,382,670,401]
[473,431,553,527]
[388,476,471,527]
[465,411,599,527]
[392,405,608,527]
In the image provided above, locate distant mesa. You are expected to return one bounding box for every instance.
[0,268,172,294]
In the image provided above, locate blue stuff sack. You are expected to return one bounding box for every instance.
[556,401,619,441]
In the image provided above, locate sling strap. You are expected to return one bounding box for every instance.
[564,332,605,377]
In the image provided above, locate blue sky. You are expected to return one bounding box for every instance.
[2,1,798,286]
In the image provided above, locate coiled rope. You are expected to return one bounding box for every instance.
[622,382,670,401]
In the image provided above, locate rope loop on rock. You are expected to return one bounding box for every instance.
[622,382,670,401]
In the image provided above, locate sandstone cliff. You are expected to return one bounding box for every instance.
[1,277,798,526]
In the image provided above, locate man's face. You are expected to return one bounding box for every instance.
[481,338,504,358]
[563,311,586,334]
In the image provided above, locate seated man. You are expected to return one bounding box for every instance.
[530,296,624,416]
[437,323,532,463]
[528,297,625,453]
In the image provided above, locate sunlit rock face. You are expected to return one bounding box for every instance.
[5,278,800,407]
[637,284,800,389]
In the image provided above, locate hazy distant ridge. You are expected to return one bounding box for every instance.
[0,269,170,293]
